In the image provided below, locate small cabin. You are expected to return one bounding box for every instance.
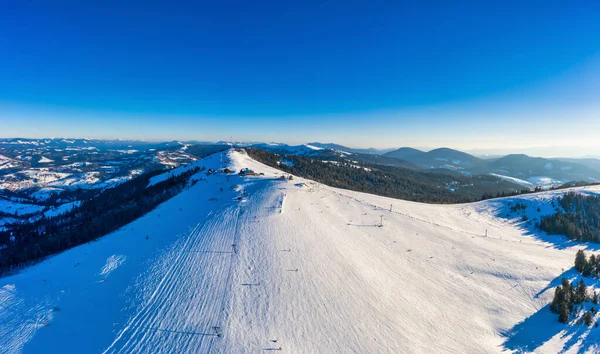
[239,168,255,176]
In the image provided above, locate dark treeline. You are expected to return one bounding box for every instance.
[247,148,524,204]
[574,249,600,278]
[540,193,600,243]
[480,181,600,201]
[186,144,229,159]
[480,187,543,201]
[549,249,600,325]
[550,276,597,326]
[0,166,201,275]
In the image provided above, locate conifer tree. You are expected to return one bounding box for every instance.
[583,262,593,277]
[575,279,588,304]
[561,278,572,295]
[551,286,563,314]
[559,302,570,324]
[590,254,597,275]
[584,311,594,326]
[575,250,588,273]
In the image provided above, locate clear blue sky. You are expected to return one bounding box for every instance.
[1,0,599,152]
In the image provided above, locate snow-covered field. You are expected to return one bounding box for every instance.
[0,197,45,216]
[491,173,535,189]
[1,150,599,353]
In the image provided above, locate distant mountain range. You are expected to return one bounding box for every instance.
[3,139,600,189]
[383,147,600,188]
[0,138,187,151]
[242,142,600,188]
[385,147,486,170]
[306,142,396,155]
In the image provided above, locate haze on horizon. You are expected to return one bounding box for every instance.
[1,1,599,157]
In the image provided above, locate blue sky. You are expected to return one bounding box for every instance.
[1,0,599,152]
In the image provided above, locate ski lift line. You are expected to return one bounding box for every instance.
[330,189,542,247]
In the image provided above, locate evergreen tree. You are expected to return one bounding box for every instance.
[575,279,588,304]
[589,254,598,277]
[581,262,592,277]
[559,302,571,324]
[584,311,594,326]
[583,261,594,277]
[561,278,572,296]
[550,286,564,313]
[594,291,599,305]
[575,250,588,272]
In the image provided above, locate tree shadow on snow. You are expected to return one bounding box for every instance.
[502,270,600,353]
[489,197,600,252]
[519,226,600,252]
[534,268,580,299]
[501,304,600,353]
[501,304,563,353]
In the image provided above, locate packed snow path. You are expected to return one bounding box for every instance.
[1,150,599,353]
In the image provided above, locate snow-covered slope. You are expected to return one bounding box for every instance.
[491,173,535,189]
[1,150,598,353]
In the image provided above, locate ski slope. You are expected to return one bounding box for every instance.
[1,150,599,353]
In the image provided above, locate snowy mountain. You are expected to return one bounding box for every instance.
[383,146,428,161]
[385,147,486,169]
[562,158,600,173]
[247,143,325,156]
[489,154,600,187]
[0,138,187,151]
[1,149,599,353]
[384,148,600,187]
[306,142,395,155]
[0,141,228,231]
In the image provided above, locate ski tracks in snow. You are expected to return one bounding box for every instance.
[103,203,243,354]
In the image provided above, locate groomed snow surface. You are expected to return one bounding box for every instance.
[1,150,599,353]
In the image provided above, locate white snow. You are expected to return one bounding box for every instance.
[99,255,127,278]
[43,202,80,218]
[148,156,211,187]
[1,149,599,353]
[38,157,54,164]
[0,154,19,170]
[303,144,323,150]
[30,188,62,201]
[491,173,535,188]
[0,170,72,191]
[527,176,564,190]
[0,197,45,215]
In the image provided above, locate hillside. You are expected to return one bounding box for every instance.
[384,147,428,161]
[1,150,599,353]
[384,146,486,171]
[305,142,395,155]
[490,154,600,186]
[247,148,526,203]
[384,148,600,187]
[0,140,228,232]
